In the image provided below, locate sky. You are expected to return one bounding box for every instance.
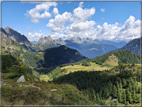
[2,1,141,42]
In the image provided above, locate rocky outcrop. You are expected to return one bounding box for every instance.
[17,75,25,83]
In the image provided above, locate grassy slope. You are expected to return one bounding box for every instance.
[40,54,118,82]
[2,81,92,105]
[40,61,114,82]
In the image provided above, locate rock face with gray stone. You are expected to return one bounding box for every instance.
[16,75,25,83]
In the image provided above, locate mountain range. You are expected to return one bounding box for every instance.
[1,26,141,68]
[39,36,128,58]
[1,26,127,59]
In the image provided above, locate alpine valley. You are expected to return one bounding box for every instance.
[1,27,141,106]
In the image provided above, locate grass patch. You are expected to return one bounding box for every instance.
[61,62,111,74]
[1,82,91,105]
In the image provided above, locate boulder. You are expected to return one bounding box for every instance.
[50,89,57,92]
[16,75,25,83]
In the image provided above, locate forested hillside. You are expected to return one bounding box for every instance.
[54,64,141,105]
[91,50,140,65]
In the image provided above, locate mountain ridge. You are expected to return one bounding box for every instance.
[5,26,31,45]
[120,37,141,54]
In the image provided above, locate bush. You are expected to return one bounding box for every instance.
[7,65,28,76]
[82,62,91,66]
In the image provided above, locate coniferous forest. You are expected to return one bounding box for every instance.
[54,65,141,105]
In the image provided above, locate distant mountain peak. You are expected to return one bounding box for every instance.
[47,35,52,40]
[68,36,83,44]
[3,26,31,45]
[37,35,56,48]
[54,38,66,45]
[71,36,81,40]
[5,26,16,34]
[38,35,53,44]
[5,26,11,30]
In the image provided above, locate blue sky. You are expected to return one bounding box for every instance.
[2,1,141,42]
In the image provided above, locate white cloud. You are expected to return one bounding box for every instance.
[26,2,57,23]
[94,22,121,40]
[40,11,51,18]
[46,5,96,33]
[64,20,96,39]
[46,12,72,32]
[79,2,83,7]
[73,7,95,22]
[26,32,69,41]
[26,32,45,41]
[64,16,140,42]
[100,8,105,12]
[49,33,69,39]
[53,8,59,16]
[29,15,140,42]
[116,16,141,41]
[93,16,141,41]
[66,21,96,32]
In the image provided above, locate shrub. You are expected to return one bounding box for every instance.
[82,62,91,66]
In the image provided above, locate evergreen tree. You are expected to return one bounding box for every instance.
[126,89,132,104]
[123,90,127,105]
[112,85,117,98]
[118,89,123,103]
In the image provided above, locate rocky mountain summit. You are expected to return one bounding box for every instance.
[5,26,31,45]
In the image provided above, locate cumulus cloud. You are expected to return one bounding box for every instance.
[93,16,141,41]
[49,15,140,42]
[116,16,141,41]
[46,5,95,32]
[49,33,69,39]
[94,22,121,40]
[26,2,57,23]
[79,2,83,7]
[28,15,140,42]
[26,32,69,41]
[66,21,96,32]
[53,8,59,16]
[73,7,95,22]
[100,8,105,12]
[26,32,45,41]
[46,12,72,32]
[63,21,96,39]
